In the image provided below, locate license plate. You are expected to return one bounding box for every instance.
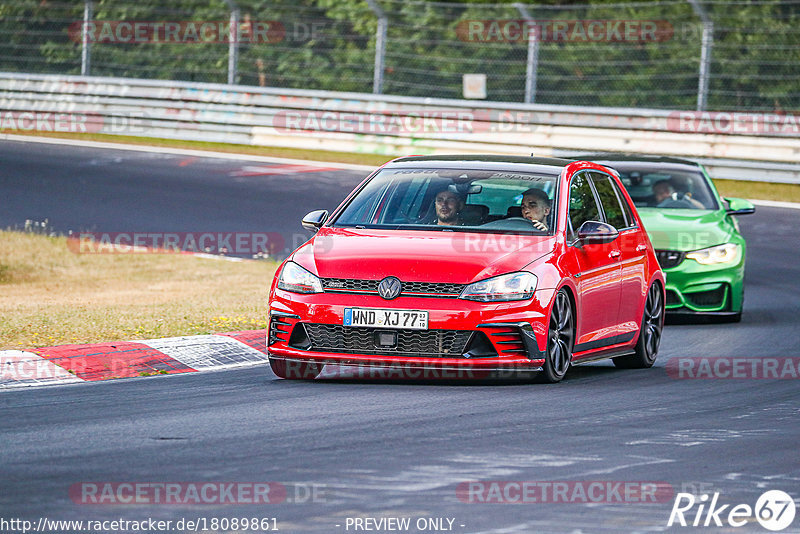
[343,308,428,330]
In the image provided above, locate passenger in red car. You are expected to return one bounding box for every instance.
[520,188,551,231]
[435,189,465,226]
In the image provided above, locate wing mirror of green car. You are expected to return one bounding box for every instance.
[724,197,756,216]
[301,210,328,232]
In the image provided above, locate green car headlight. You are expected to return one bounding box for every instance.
[460,272,537,302]
[686,243,741,265]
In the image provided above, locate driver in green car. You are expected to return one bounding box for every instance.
[653,179,703,209]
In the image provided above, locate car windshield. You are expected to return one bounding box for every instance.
[332,167,559,234]
[613,167,718,210]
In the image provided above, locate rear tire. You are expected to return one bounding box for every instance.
[269,357,323,380]
[613,283,664,369]
[539,289,574,383]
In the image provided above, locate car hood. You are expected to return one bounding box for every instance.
[636,208,733,251]
[291,227,555,284]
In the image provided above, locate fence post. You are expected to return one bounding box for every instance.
[223,0,240,84]
[81,0,92,76]
[515,3,539,104]
[365,0,387,94]
[688,0,712,111]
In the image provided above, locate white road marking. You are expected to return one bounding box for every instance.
[140,335,268,371]
[0,350,83,388]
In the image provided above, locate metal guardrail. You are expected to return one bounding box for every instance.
[1,72,799,184]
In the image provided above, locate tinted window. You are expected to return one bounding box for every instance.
[612,167,718,210]
[333,168,559,234]
[568,173,601,235]
[470,181,556,217]
[610,177,637,228]
[591,173,627,229]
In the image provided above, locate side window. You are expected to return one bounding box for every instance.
[609,177,637,228]
[568,173,601,237]
[590,173,627,230]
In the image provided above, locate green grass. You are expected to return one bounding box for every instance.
[713,178,800,203]
[0,230,277,350]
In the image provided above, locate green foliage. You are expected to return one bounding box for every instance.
[0,0,797,111]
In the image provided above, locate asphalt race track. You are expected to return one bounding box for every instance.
[1,140,799,533]
[0,140,367,256]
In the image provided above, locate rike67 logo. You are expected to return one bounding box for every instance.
[668,490,796,531]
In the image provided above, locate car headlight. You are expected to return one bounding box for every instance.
[277,261,323,294]
[685,243,741,265]
[460,272,537,302]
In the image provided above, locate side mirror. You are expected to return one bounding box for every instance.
[577,220,619,245]
[301,210,328,232]
[724,197,755,216]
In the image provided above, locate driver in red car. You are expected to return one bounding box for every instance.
[520,187,551,231]
[434,188,466,226]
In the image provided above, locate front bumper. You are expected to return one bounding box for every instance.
[267,288,552,371]
[662,255,745,314]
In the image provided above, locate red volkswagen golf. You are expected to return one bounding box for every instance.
[267,156,665,383]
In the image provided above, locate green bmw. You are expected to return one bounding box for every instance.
[578,155,754,322]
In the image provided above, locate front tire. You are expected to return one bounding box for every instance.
[613,283,664,369]
[539,289,574,383]
[269,357,323,380]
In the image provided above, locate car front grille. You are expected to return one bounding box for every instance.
[665,289,681,307]
[321,278,465,297]
[298,323,473,357]
[655,250,685,269]
[684,286,727,308]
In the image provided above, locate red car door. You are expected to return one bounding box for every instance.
[591,172,648,343]
[566,172,622,351]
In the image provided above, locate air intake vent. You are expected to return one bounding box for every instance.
[685,286,727,308]
[298,324,472,357]
[655,250,685,269]
[268,315,293,345]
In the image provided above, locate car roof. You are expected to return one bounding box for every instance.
[569,153,701,168]
[385,154,573,175]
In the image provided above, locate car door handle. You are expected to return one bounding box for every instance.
[609,250,621,259]
[636,244,647,252]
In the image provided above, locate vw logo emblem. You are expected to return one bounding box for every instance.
[377,276,402,300]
